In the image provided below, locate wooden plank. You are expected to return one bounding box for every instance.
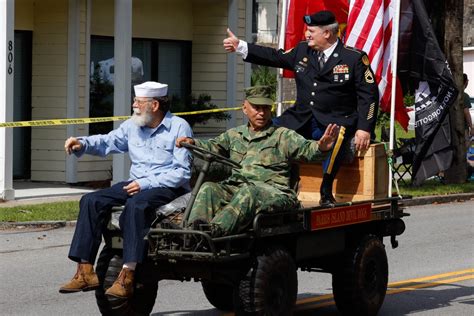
[298,144,388,204]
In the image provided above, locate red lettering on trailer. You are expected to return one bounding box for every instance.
[310,204,372,230]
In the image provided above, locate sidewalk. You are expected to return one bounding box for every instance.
[0,180,95,208]
[2,180,474,208]
[0,180,472,229]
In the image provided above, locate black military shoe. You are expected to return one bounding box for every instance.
[160,218,182,230]
[319,193,336,207]
[210,225,225,238]
[320,173,336,207]
[192,218,210,231]
[191,219,224,238]
[185,218,214,251]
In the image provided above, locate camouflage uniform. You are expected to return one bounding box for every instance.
[189,124,329,235]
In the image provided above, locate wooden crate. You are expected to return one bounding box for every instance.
[298,143,388,205]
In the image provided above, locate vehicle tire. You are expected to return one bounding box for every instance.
[234,248,298,315]
[95,246,122,315]
[332,235,388,316]
[202,281,234,311]
[95,246,158,315]
[132,264,159,316]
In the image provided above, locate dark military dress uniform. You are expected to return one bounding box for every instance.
[245,40,378,135]
[243,39,379,204]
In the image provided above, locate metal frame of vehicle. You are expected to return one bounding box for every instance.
[96,143,411,315]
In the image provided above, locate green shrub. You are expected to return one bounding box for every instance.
[251,66,277,100]
[172,94,231,127]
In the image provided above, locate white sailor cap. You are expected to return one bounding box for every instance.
[134,81,168,98]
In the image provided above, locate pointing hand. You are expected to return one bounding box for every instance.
[64,137,83,155]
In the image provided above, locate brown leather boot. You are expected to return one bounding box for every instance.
[59,263,100,293]
[105,268,135,298]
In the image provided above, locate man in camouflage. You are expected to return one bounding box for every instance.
[176,86,339,236]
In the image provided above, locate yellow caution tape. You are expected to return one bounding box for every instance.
[0,101,296,128]
[174,107,241,116]
[0,116,131,128]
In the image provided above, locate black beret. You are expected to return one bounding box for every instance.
[303,10,336,26]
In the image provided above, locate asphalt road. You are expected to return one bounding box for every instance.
[1,201,473,315]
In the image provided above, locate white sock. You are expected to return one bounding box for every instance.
[123,262,136,271]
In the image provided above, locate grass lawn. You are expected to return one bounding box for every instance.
[0,201,79,222]
[396,179,474,197]
[375,122,415,141]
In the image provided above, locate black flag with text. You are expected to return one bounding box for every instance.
[398,0,458,186]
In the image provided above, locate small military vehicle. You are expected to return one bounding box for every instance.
[95,143,409,316]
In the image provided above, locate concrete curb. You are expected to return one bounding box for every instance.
[1,194,473,230]
[0,220,77,230]
[400,193,474,207]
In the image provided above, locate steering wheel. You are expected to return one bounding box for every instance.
[180,142,241,169]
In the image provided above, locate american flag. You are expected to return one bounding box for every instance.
[345,0,409,130]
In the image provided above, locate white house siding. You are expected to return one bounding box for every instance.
[14,0,248,184]
[15,0,34,30]
[75,0,90,182]
[81,0,195,183]
[27,0,87,182]
[191,0,247,135]
[91,0,193,39]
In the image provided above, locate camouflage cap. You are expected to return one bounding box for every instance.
[245,85,274,106]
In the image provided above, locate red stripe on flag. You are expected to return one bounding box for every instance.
[346,0,409,130]
[367,26,383,78]
[345,0,365,38]
[380,63,393,112]
[374,18,392,81]
[354,1,382,49]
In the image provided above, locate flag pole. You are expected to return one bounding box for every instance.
[388,0,401,197]
[276,0,288,116]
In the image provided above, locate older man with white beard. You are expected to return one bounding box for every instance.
[59,81,193,298]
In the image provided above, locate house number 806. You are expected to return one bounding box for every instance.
[7,40,13,75]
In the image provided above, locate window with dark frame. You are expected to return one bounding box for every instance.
[252,0,258,34]
[89,36,191,135]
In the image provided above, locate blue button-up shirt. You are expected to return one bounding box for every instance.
[75,112,193,191]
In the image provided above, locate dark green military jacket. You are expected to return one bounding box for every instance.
[195,123,329,195]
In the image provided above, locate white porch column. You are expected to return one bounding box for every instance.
[0,0,15,200]
[112,0,132,183]
[243,0,253,125]
[256,0,278,44]
[245,0,253,88]
[66,0,81,183]
[226,0,238,129]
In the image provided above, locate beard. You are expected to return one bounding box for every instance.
[131,105,153,127]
